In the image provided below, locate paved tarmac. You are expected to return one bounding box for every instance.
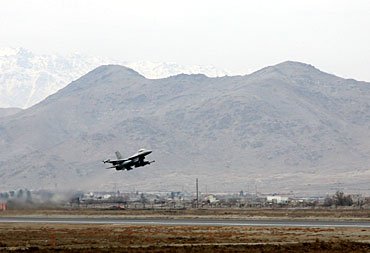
[1,217,370,228]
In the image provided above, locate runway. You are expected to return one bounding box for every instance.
[1,217,370,228]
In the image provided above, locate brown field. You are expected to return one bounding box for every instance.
[0,223,369,252]
[1,208,369,252]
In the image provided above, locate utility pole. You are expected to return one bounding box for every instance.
[196,178,199,208]
[255,184,258,197]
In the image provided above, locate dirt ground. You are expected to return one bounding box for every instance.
[0,223,369,252]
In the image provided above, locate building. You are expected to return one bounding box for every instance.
[266,195,289,204]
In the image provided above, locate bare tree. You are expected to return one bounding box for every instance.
[333,191,353,206]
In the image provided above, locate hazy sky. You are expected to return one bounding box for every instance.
[1,0,370,81]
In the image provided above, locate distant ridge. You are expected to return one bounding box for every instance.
[0,61,369,195]
[0,48,232,108]
[251,61,329,78]
[0,108,22,118]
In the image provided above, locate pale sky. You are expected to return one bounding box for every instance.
[1,0,370,81]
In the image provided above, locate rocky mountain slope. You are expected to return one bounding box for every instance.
[0,108,22,118]
[0,62,369,194]
[0,47,230,109]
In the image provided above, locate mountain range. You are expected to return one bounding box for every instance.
[0,108,22,118]
[0,61,369,195]
[0,47,231,109]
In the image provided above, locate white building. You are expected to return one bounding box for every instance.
[266,195,289,204]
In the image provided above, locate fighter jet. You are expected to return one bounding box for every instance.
[103,149,154,171]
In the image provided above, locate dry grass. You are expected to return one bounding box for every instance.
[0,223,369,252]
[1,208,369,252]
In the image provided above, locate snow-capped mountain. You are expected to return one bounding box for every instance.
[0,47,232,109]
[126,61,231,79]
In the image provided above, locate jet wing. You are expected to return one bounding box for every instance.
[103,159,128,165]
[114,150,147,161]
[127,154,143,160]
[123,149,152,160]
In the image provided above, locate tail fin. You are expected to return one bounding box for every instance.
[115,151,123,159]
